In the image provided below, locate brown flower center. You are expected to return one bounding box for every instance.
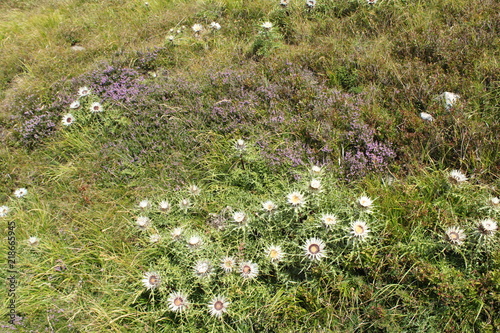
[173,297,183,306]
[269,249,279,258]
[66,117,72,122]
[309,244,320,254]
[214,301,224,311]
[149,275,159,285]
[449,232,459,240]
[242,265,251,273]
[354,225,365,235]
[93,106,100,111]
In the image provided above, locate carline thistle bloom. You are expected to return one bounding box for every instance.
[149,234,161,243]
[320,214,338,228]
[0,206,10,217]
[266,245,285,262]
[309,179,322,192]
[233,211,247,225]
[168,291,189,313]
[220,256,236,273]
[171,227,183,240]
[78,86,91,97]
[142,272,161,290]
[69,100,80,109]
[304,238,326,261]
[188,185,201,196]
[350,221,370,240]
[420,112,434,122]
[136,216,151,230]
[179,198,192,211]
[194,260,212,278]
[187,235,202,248]
[90,102,103,113]
[448,170,468,184]
[192,23,203,33]
[261,21,273,30]
[14,188,28,198]
[139,200,150,209]
[61,113,75,126]
[488,197,499,209]
[28,236,40,247]
[240,261,259,279]
[208,296,230,318]
[477,218,498,237]
[262,200,277,213]
[358,196,373,209]
[159,200,171,212]
[445,227,466,245]
[306,0,316,8]
[280,0,289,7]
[287,191,306,208]
[311,165,322,176]
[234,139,247,152]
[210,22,221,30]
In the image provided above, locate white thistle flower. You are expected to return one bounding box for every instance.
[420,112,434,122]
[14,188,28,198]
[445,227,466,245]
[0,206,10,217]
[142,272,161,290]
[261,22,273,30]
[69,100,80,109]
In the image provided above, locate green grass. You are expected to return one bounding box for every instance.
[1,0,499,331]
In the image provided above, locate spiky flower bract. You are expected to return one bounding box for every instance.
[445,227,466,245]
[303,238,326,261]
[142,272,161,290]
[168,291,190,313]
[240,261,259,279]
[350,221,370,240]
[159,200,171,212]
[208,296,230,317]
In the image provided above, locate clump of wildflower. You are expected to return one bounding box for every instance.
[303,238,326,261]
[168,292,190,313]
[448,170,467,184]
[89,102,103,113]
[287,191,306,208]
[78,86,91,97]
[210,22,221,30]
[0,206,10,217]
[136,216,151,230]
[266,245,285,262]
[159,200,171,212]
[61,113,75,126]
[142,272,161,290]
[240,261,259,279]
[477,218,497,237]
[14,188,28,198]
[350,221,370,240]
[320,214,338,228]
[208,296,230,317]
[69,100,80,109]
[188,185,201,196]
[445,227,466,245]
[220,256,236,273]
[193,260,212,278]
[28,236,40,247]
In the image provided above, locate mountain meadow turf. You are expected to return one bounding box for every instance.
[0,0,499,331]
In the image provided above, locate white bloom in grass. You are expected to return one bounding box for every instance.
[477,218,497,237]
[149,234,161,243]
[61,113,75,126]
[320,214,338,228]
[171,227,183,240]
[14,188,28,198]
[234,139,247,152]
[210,22,221,30]
[220,256,236,273]
[287,191,306,208]
[309,179,322,192]
[445,226,466,245]
[192,23,203,33]
[233,211,247,225]
[441,92,460,109]
[208,295,230,318]
[136,216,151,230]
[420,112,434,122]
[142,272,161,290]
[303,238,326,261]
[262,200,277,213]
[280,0,289,6]
[187,235,203,248]
[0,206,10,217]
[240,261,259,279]
[448,170,468,184]
[139,200,150,209]
[159,200,171,212]
[168,291,190,313]
[89,102,103,113]
[179,198,192,211]
[188,185,201,196]
[78,86,91,97]
[167,35,175,42]
[311,165,322,175]
[261,21,273,30]
[69,100,80,109]
[358,196,373,209]
[194,260,212,278]
[366,0,377,4]
[266,245,285,262]
[28,236,40,247]
[350,220,370,240]
[488,197,499,208]
[306,0,316,8]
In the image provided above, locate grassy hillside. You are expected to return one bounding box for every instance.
[0,0,499,332]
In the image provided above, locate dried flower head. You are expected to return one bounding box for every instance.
[142,272,161,290]
[168,291,190,313]
[303,238,326,261]
[445,227,466,245]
